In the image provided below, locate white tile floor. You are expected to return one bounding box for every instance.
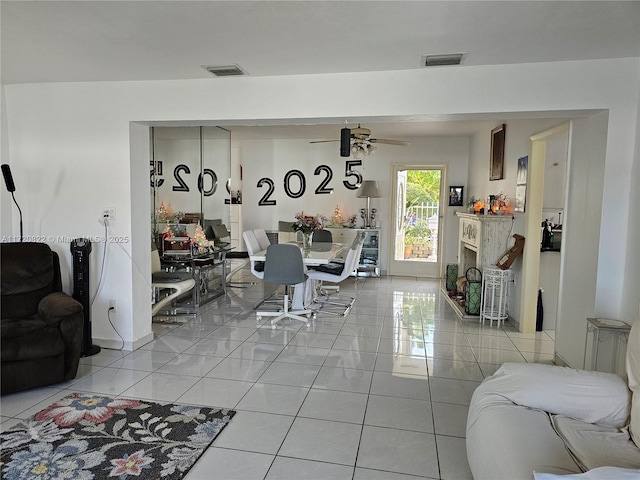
[0,269,555,480]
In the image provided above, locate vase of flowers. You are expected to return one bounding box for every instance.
[293,212,323,249]
[301,232,313,249]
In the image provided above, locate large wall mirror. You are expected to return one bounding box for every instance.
[150,126,231,247]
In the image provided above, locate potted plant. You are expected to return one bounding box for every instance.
[404,220,432,258]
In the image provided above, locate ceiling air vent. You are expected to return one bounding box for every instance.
[201,64,246,77]
[421,53,465,67]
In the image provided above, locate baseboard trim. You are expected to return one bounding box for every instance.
[94,331,154,352]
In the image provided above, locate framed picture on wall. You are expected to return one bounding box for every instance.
[490,124,506,181]
[448,186,464,206]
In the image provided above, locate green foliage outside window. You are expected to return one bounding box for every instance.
[406,170,441,207]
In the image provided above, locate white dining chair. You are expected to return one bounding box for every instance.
[242,230,265,280]
[253,228,271,251]
[305,231,366,316]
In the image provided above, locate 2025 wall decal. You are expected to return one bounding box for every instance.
[257,160,363,206]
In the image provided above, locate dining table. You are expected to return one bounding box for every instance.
[249,242,346,309]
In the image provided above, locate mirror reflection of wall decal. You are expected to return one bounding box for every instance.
[151,126,231,247]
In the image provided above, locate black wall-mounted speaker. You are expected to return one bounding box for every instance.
[1,164,15,192]
[71,238,101,357]
[340,128,351,157]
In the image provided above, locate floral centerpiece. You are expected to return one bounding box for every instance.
[293,212,323,249]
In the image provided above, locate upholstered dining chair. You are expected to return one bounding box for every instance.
[305,231,366,316]
[258,244,313,329]
[212,224,231,245]
[151,246,195,317]
[313,229,332,243]
[277,221,297,244]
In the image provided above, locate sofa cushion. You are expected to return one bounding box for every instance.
[466,394,581,479]
[481,362,630,428]
[553,415,640,472]
[1,317,66,361]
[309,262,345,275]
[627,319,640,448]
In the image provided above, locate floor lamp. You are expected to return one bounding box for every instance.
[356,180,381,228]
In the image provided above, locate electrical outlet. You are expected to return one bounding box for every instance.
[103,207,116,220]
[109,299,117,311]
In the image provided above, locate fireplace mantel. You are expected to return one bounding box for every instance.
[457,213,513,276]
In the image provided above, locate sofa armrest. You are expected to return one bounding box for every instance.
[476,362,631,428]
[38,292,84,379]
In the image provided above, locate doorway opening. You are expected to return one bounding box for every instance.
[390,166,443,277]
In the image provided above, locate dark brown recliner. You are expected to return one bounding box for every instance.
[1,242,84,394]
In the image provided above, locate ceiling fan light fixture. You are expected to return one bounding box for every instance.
[352,145,365,160]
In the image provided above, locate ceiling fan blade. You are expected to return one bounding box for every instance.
[370,138,409,146]
[309,139,340,144]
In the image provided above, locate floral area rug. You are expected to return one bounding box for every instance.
[0,392,235,480]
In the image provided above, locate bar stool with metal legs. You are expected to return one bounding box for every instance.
[151,246,196,318]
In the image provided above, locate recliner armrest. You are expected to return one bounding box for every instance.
[38,292,83,325]
[473,362,631,428]
[38,292,84,380]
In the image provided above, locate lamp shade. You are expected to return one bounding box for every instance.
[356,180,381,198]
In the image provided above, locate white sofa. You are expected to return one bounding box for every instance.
[466,319,640,479]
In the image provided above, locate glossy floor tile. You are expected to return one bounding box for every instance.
[0,270,556,479]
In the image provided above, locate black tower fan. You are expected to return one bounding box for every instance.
[71,238,101,357]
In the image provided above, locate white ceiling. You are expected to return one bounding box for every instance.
[2,0,638,138]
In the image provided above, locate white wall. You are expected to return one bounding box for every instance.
[621,97,640,325]
[555,113,609,368]
[1,89,13,236]
[237,136,470,273]
[2,58,638,350]
[543,133,569,211]
[538,130,569,332]
[466,117,569,325]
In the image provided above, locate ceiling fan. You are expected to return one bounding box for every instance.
[310,124,409,159]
